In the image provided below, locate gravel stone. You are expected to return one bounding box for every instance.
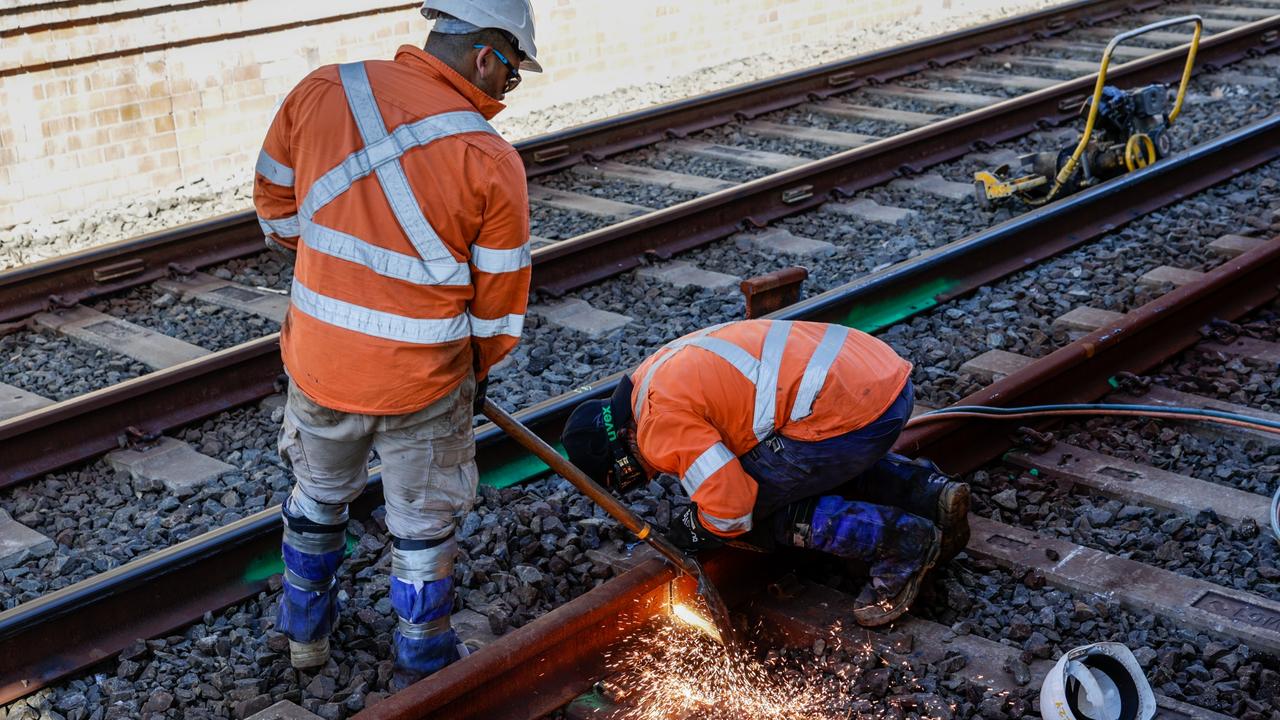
[0,399,290,610]
[536,174,698,210]
[9,14,1280,719]
[91,285,279,353]
[1,331,147,401]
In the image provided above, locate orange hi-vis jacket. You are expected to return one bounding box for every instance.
[629,320,912,537]
[254,46,531,415]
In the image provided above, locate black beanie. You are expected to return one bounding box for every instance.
[561,400,612,484]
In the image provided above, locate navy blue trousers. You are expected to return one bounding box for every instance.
[741,379,915,520]
[738,380,936,592]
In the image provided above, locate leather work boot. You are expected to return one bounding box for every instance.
[288,637,331,670]
[852,527,942,627]
[935,480,971,563]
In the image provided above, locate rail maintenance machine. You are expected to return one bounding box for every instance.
[974,15,1203,207]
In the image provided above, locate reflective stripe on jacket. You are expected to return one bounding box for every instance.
[630,320,912,537]
[253,46,531,415]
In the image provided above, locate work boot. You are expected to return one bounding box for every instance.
[934,480,971,563]
[288,637,331,670]
[851,454,971,562]
[776,495,942,623]
[389,641,471,692]
[852,526,942,627]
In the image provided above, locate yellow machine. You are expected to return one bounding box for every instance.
[974,15,1202,207]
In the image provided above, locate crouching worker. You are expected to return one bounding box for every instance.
[561,320,970,626]
[253,0,542,688]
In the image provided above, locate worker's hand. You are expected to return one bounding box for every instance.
[472,375,489,416]
[667,506,724,553]
[265,237,297,265]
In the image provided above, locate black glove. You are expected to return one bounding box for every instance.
[667,505,725,553]
[472,375,489,416]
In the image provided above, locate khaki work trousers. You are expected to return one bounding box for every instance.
[278,377,478,541]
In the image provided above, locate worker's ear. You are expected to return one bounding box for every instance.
[473,47,494,80]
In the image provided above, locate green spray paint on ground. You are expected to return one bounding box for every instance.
[563,690,611,714]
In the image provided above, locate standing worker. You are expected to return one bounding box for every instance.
[252,1,539,688]
[561,320,970,626]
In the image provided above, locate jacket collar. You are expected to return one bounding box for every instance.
[394,44,507,120]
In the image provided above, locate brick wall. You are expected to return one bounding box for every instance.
[0,0,958,230]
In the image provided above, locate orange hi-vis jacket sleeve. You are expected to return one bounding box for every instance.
[253,46,531,415]
[630,320,912,537]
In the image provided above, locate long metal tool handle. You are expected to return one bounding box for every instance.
[1044,14,1203,204]
[481,399,701,578]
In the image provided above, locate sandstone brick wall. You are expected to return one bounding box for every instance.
[0,0,958,230]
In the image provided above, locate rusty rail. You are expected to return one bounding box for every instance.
[0,0,1179,323]
[4,112,1276,705]
[352,244,1280,720]
[4,26,1276,486]
[894,236,1280,474]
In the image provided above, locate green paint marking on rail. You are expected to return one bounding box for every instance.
[1108,376,1119,388]
[243,548,282,585]
[838,277,956,333]
[480,442,569,489]
[242,534,356,584]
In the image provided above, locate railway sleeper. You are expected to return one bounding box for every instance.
[0,381,53,422]
[155,272,289,323]
[31,305,209,371]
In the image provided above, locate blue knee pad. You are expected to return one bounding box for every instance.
[277,499,346,643]
[389,534,460,677]
[808,495,935,563]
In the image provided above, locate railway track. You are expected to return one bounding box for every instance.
[2,116,1277,715]
[1,1,1279,716]
[361,232,1280,720]
[2,2,1278,485]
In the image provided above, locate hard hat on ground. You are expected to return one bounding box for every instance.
[561,377,645,491]
[421,0,542,72]
[1040,642,1156,720]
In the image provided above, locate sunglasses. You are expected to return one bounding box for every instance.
[473,44,521,94]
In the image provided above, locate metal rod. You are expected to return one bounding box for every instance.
[481,400,697,575]
[480,400,736,645]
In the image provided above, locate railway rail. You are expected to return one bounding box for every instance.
[1,0,1279,715]
[363,199,1280,720]
[1,1,1276,487]
[2,112,1277,712]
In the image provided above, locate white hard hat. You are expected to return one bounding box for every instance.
[421,0,542,72]
[1040,643,1156,720]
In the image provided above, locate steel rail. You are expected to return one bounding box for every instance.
[530,16,1280,293]
[354,238,1280,720]
[0,0,1164,323]
[511,0,1148,176]
[0,336,282,486]
[2,114,1276,703]
[4,23,1275,486]
[0,211,263,324]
